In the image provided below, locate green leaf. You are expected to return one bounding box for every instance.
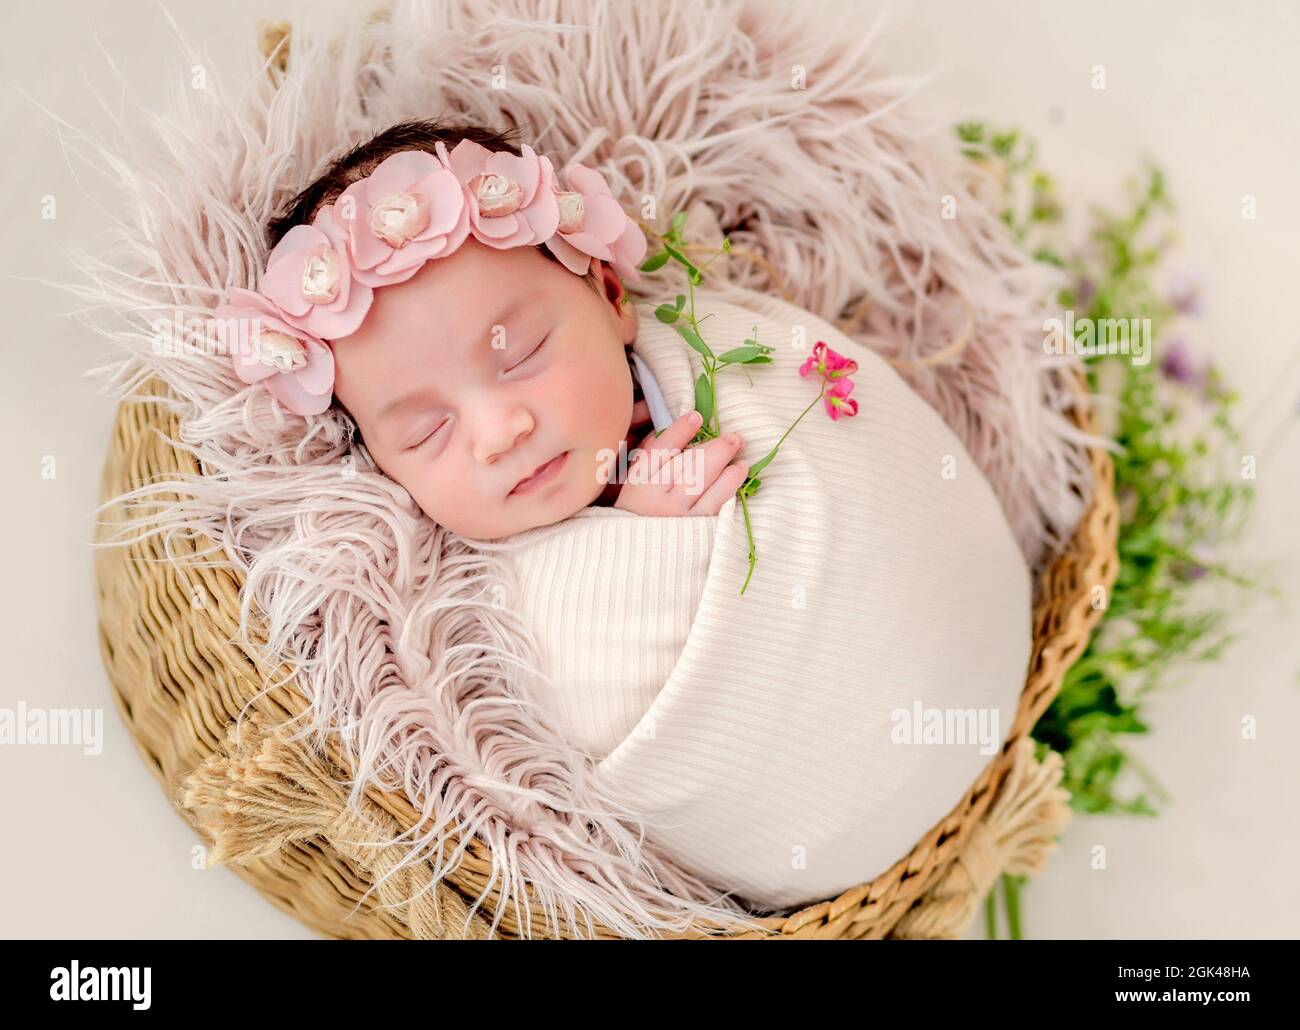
[662,243,703,281]
[670,211,688,232]
[718,345,765,364]
[654,303,680,324]
[674,294,686,310]
[747,448,777,478]
[640,251,670,273]
[991,130,1019,156]
[693,373,713,426]
[675,322,714,359]
[964,125,1268,821]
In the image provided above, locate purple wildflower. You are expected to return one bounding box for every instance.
[1074,276,1096,308]
[1172,559,1209,582]
[1159,338,1204,386]
[1166,271,1203,316]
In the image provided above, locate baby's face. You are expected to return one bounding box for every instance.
[331,237,637,539]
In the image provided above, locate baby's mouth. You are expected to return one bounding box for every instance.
[508,451,570,497]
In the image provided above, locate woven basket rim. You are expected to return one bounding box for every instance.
[92,359,1116,939]
[94,13,1118,940]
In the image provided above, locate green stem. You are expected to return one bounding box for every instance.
[767,388,825,455]
[1113,745,1173,806]
[736,386,827,595]
[1002,874,1024,940]
[985,888,998,940]
[709,362,719,436]
[684,272,725,437]
[738,491,757,595]
[699,249,726,273]
[741,386,826,487]
[655,229,832,598]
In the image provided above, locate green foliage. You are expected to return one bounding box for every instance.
[641,215,857,595]
[640,219,771,440]
[640,214,783,593]
[958,123,1261,822]
[960,122,1268,941]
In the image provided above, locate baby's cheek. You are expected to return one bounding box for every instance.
[404,461,517,539]
[564,354,632,441]
[389,459,450,523]
[399,470,439,522]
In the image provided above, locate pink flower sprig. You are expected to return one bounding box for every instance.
[640,212,859,595]
[800,341,860,418]
[732,340,859,594]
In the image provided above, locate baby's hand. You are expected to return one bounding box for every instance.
[613,410,749,517]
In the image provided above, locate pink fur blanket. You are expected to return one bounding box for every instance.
[66,0,1095,937]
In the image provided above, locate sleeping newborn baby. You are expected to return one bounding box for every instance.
[227,120,1030,912]
[329,233,745,533]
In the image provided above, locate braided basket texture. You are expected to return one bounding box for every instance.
[91,11,1119,941]
[93,365,1117,939]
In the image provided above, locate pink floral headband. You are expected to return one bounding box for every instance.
[215,139,648,415]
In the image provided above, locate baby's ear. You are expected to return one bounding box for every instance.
[595,260,637,342]
[594,260,620,302]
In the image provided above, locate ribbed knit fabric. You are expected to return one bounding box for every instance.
[499,286,1031,911]
[504,509,717,759]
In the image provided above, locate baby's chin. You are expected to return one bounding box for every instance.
[444,447,609,540]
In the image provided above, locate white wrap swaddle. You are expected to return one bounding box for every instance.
[500,286,1030,911]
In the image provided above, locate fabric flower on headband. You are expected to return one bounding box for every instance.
[220,141,647,416]
[444,139,559,249]
[215,287,335,416]
[258,206,373,339]
[545,163,646,286]
[333,149,469,287]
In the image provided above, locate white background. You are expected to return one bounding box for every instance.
[1,0,1295,938]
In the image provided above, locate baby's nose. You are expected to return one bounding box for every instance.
[473,406,535,465]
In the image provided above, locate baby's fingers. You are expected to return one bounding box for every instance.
[688,457,750,515]
[637,409,703,477]
[672,431,745,500]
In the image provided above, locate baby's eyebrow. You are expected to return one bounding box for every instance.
[375,293,535,422]
[378,389,439,422]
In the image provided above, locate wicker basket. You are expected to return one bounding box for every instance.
[93,359,1116,939]
[90,15,1119,938]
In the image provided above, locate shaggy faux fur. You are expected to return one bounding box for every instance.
[57,0,1096,937]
